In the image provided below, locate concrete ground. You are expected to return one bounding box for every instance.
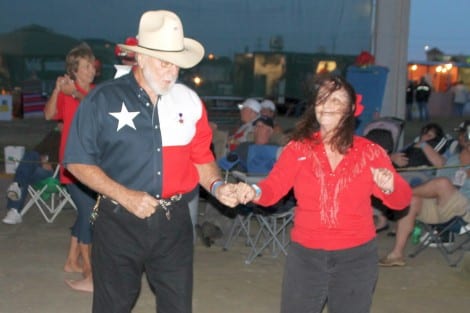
[1,117,470,313]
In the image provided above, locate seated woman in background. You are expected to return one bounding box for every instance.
[392,122,451,185]
[375,122,451,232]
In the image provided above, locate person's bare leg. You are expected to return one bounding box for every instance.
[65,243,93,293]
[387,197,422,259]
[63,236,82,273]
[413,177,456,205]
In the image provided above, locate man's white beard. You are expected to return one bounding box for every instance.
[143,67,176,96]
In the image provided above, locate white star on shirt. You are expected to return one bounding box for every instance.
[109,102,140,131]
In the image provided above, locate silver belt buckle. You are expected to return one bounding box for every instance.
[158,193,182,220]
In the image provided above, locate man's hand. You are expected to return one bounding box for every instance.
[119,190,159,219]
[214,183,239,207]
[235,182,257,205]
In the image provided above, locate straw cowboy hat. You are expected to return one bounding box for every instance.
[118,10,204,69]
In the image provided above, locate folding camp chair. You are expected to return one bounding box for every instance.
[216,154,257,252]
[220,144,281,245]
[409,217,470,267]
[224,144,294,264]
[244,144,281,176]
[229,169,295,264]
[244,206,294,264]
[222,205,256,252]
[20,165,77,223]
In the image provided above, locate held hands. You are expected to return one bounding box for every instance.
[122,182,258,218]
[371,167,394,194]
[213,182,258,207]
[235,182,257,204]
[214,183,239,207]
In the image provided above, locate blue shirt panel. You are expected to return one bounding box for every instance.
[64,74,164,196]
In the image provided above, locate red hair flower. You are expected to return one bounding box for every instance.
[354,94,364,117]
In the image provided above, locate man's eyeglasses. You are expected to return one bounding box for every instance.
[158,59,178,69]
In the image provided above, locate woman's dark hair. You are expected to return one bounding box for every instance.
[290,73,357,154]
[420,123,444,140]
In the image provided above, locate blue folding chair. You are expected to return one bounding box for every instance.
[246,144,280,176]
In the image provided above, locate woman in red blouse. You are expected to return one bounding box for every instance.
[236,74,412,313]
[44,43,97,293]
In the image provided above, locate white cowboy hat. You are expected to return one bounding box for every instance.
[118,10,204,69]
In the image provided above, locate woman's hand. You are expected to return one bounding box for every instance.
[371,167,394,194]
[236,182,257,204]
[58,74,75,96]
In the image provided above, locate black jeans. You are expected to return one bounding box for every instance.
[92,197,194,313]
[281,239,378,313]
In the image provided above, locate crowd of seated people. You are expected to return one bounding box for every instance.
[379,120,470,267]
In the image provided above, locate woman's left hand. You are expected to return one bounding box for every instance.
[371,167,394,194]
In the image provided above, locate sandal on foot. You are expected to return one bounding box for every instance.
[379,255,405,267]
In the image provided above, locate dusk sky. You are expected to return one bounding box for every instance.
[408,0,470,61]
[1,0,469,61]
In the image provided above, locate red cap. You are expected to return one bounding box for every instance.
[115,37,138,57]
[124,37,138,46]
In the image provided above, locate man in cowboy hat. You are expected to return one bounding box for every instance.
[63,10,239,313]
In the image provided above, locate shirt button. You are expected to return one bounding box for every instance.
[155,125,159,129]
[157,171,161,175]
[157,148,161,152]
[156,194,160,199]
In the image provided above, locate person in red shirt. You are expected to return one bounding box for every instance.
[44,43,97,293]
[236,74,412,313]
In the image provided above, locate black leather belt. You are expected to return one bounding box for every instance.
[91,194,184,223]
